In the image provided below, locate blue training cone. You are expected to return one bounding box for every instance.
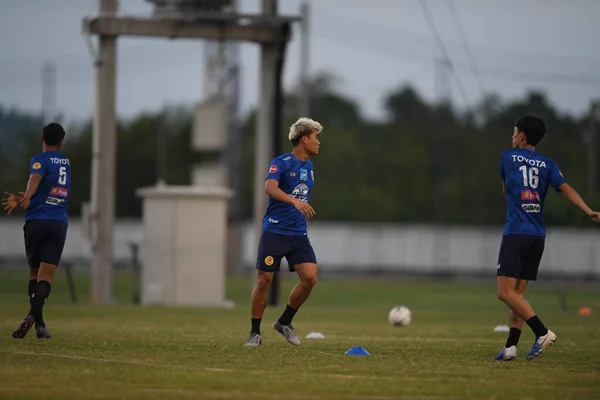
[345,347,371,356]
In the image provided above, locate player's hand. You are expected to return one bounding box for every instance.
[2,192,19,215]
[18,192,30,209]
[589,211,600,224]
[294,199,316,219]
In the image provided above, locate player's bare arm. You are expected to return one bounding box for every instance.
[2,192,19,215]
[265,178,315,218]
[559,182,600,223]
[19,173,43,209]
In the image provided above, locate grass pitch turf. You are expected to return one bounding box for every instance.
[1,269,599,399]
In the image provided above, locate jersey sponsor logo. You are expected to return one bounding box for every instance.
[289,172,296,177]
[49,158,70,165]
[269,165,278,174]
[522,203,541,213]
[264,256,274,266]
[50,187,69,198]
[46,196,65,206]
[268,217,279,224]
[291,183,309,203]
[520,190,540,201]
[32,162,42,170]
[300,168,308,181]
[511,155,547,168]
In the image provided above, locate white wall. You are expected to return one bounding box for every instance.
[1,219,598,277]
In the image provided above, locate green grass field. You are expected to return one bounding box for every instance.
[1,269,599,400]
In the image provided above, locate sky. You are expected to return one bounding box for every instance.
[1,0,599,126]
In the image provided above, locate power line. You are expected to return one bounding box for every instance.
[417,0,470,107]
[314,31,600,86]
[317,7,600,65]
[447,0,485,97]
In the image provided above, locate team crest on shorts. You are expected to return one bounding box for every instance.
[264,256,274,266]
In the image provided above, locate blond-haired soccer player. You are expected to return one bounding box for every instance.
[245,117,322,347]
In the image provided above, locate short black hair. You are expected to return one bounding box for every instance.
[42,123,65,146]
[515,114,546,146]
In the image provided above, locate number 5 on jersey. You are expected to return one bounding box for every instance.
[58,166,67,185]
[519,165,539,189]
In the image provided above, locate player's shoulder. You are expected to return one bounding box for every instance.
[527,150,557,168]
[31,152,47,161]
[535,152,557,166]
[276,153,293,162]
[273,153,294,167]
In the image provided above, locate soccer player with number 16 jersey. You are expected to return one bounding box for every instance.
[495,115,599,361]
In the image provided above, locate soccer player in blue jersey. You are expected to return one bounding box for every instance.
[245,117,322,347]
[495,115,599,361]
[2,123,71,339]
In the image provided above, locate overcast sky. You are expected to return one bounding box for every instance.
[1,0,599,125]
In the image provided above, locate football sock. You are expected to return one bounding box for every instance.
[505,328,521,348]
[526,315,548,337]
[28,279,37,315]
[278,305,298,326]
[31,280,51,328]
[251,318,262,334]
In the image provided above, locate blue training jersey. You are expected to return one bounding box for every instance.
[500,148,565,237]
[262,153,315,236]
[25,151,71,224]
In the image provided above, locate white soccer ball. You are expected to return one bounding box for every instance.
[388,306,412,327]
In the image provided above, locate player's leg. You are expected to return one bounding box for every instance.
[30,220,66,339]
[30,262,57,338]
[272,263,316,346]
[273,237,317,346]
[497,277,539,327]
[248,270,274,343]
[27,267,40,315]
[520,236,556,360]
[279,262,317,324]
[28,267,39,315]
[495,235,532,359]
[505,279,528,350]
[12,222,41,338]
[246,231,281,346]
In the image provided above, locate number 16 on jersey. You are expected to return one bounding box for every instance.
[519,165,539,189]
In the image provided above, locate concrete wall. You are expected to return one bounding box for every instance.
[1,219,598,278]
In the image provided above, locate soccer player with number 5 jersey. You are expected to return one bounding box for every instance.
[2,123,71,339]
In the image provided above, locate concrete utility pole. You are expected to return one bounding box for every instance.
[41,62,57,124]
[90,0,118,304]
[83,0,299,303]
[298,1,310,117]
[435,57,452,105]
[588,101,600,199]
[253,0,277,250]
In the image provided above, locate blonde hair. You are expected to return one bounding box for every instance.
[288,117,323,143]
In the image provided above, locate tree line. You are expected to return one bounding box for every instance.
[1,72,598,226]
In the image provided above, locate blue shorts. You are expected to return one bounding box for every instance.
[256,231,317,272]
[23,219,68,268]
[497,234,545,281]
